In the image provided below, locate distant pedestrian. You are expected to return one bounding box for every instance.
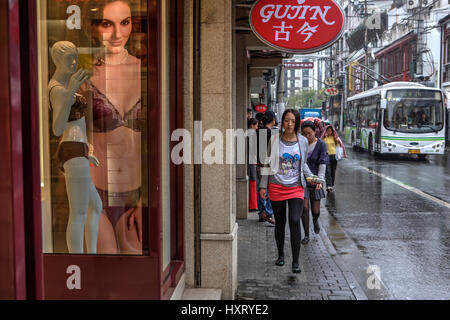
[255,112,264,129]
[259,109,320,273]
[321,125,347,192]
[300,121,329,244]
[248,118,259,211]
[314,119,325,138]
[247,108,253,120]
[256,112,275,224]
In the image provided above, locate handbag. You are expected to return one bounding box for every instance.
[335,145,344,161]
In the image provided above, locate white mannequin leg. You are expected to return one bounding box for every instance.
[64,157,95,253]
[85,181,102,253]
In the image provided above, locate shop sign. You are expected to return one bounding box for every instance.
[284,62,314,69]
[324,87,339,96]
[324,77,339,86]
[254,104,268,113]
[249,0,345,54]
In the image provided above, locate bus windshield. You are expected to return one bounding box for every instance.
[383,89,444,133]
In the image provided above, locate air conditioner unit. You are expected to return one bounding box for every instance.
[406,0,420,10]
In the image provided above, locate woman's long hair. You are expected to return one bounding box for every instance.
[281,109,301,134]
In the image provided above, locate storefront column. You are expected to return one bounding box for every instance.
[199,0,237,299]
[235,33,250,219]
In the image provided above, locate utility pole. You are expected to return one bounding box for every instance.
[415,3,424,78]
[276,64,285,123]
[364,0,368,91]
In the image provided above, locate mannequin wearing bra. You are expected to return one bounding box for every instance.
[84,0,143,255]
[48,41,102,254]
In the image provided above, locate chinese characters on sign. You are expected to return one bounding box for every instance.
[284,62,314,69]
[250,0,345,53]
[324,87,339,96]
[254,104,268,113]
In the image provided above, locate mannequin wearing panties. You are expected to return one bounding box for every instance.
[49,41,102,254]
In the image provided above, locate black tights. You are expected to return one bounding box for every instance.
[271,198,304,265]
[302,197,321,237]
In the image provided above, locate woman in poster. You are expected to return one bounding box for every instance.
[83,0,143,254]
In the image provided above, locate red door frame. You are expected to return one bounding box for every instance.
[161,0,185,300]
[0,0,27,300]
[1,0,184,299]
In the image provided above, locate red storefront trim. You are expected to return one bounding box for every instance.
[374,32,417,59]
[8,0,27,300]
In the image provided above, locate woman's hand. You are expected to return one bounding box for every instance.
[128,198,143,243]
[259,188,267,200]
[316,183,323,190]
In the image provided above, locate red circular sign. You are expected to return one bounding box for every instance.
[325,87,339,96]
[250,0,345,53]
[254,104,268,113]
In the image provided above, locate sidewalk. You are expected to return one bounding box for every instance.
[236,207,367,300]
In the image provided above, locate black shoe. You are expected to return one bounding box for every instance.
[259,211,267,222]
[301,236,309,245]
[313,219,320,234]
[275,256,285,266]
[292,263,301,273]
[265,216,275,225]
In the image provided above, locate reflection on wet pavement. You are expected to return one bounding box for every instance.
[324,147,450,299]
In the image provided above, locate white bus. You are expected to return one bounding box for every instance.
[343,82,447,158]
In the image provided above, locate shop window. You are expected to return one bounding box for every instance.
[37,0,149,255]
[302,79,309,88]
[388,54,393,76]
[396,50,402,74]
[446,37,450,64]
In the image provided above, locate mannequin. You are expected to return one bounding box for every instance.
[48,41,102,254]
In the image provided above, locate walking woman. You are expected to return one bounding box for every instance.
[321,125,347,192]
[259,109,320,273]
[300,121,329,244]
[248,118,259,211]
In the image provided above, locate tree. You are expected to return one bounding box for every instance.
[286,89,324,109]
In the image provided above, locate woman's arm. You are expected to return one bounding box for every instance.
[50,69,90,136]
[299,135,314,178]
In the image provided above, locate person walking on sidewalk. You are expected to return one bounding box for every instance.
[300,121,329,245]
[259,109,320,273]
[321,125,346,192]
[256,111,277,224]
[248,118,259,212]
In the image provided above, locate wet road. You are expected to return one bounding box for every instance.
[324,146,450,300]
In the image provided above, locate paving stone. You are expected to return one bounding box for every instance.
[328,295,352,300]
[237,213,358,300]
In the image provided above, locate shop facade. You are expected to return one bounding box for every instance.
[1,0,240,300]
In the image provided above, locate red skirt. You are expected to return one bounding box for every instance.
[268,182,304,202]
[248,180,258,210]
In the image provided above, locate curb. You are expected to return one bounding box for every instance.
[318,221,369,300]
[319,202,395,300]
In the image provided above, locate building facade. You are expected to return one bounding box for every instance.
[330,0,450,140]
[1,0,286,300]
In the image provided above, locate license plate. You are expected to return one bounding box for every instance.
[408,149,420,154]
